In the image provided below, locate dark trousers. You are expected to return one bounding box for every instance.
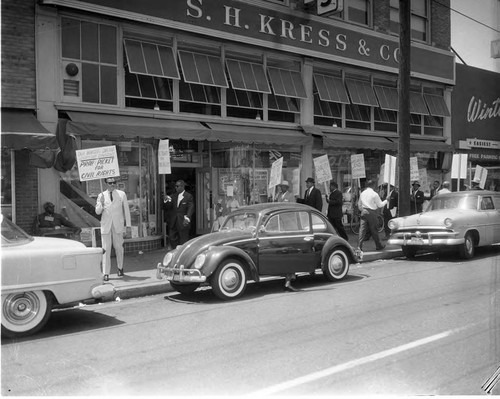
[358,209,383,250]
[168,220,190,248]
[329,216,348,241]
[383,207,392,238]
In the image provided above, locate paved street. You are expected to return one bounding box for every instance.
[2,247,499,396]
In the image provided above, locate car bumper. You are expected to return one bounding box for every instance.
[388,231,464,246]
[156,263,207,283]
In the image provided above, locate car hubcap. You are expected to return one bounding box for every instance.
[221,267,240,292]
[329,255,344,275]
[3,293,40,326]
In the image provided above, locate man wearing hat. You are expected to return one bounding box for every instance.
[297,177,323,212]
[410,181,425,214]
[275,180,294,202]
[33,201,81,236]
[326,181,348,240]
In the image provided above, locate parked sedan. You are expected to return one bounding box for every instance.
[157,203,361,300]
[388,190,500,259]
[1,215,111,338]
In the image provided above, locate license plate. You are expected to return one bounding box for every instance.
[410,237,423,245]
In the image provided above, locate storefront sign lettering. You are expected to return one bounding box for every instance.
[76,145,120,182]
[466,138,500,149]
[467,96,500,123]
[49,0,454,83]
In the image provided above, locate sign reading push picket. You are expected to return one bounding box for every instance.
[76,145,120,182]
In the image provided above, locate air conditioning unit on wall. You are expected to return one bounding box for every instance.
[62,61,81,102]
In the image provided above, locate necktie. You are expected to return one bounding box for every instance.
[110,192,113,202]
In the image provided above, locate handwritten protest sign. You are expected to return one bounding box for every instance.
[410,157,420,182]
[351,154,366,179]
[76,146,119,182]
[158,139,171,174]
[292,168,300,196]
[268,157,283,189]
[313,155,332,184]
[473,165,487,188]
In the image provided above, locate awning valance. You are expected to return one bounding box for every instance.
[66,112,311,145]
[322,133,452,152]
[323,133,397,151]
[1,109,58,150]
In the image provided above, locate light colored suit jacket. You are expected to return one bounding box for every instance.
[95,189,132,234]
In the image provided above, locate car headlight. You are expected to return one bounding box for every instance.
[162,252,174,266]
[388,220,397,230]
[194,254,206,269]
[444,218,453,228]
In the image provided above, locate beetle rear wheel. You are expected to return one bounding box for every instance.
[211,258,247,300]
[323,248,350,282]
[1,291,52,338]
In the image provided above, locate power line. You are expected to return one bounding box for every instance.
[433,0,500,33]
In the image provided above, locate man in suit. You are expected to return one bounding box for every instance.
[95,177,132,281]
[163,179,194,248]
[326,181,348,240]
[410,181,425,214]
[297,177,323,212]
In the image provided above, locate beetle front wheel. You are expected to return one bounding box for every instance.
[1,291,52,338]
[211,259,247,300]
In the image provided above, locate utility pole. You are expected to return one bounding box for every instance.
[398,0,411,217]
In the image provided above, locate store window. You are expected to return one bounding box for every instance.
[330,0,372,26]
[59,139,157,244]
[61,17,118,104]
[1,149,13,220]
[390,0,429,42]
[209,144,302,230]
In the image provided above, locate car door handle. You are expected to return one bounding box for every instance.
[303,236,313,241]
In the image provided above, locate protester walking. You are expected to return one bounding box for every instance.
[382,184,398,239]
[326,181,348,241]
[95,177,132,282]
[357,179,387,252]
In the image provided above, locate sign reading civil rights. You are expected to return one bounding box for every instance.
[43,0,454,84]
[76,146,120,182]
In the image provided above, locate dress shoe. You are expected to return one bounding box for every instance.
[103,274,109,282]
[117,268,124,277]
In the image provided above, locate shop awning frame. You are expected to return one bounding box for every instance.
[1,109,58,150]
[374,85,399,111]
[409,92,430,115]
[345,79,379,107]
[313,74,350,104]
[226,59,271,93]
[65,112,311,145]
[178,50,228,88]
[424,93,451,117]
[124,39,180,79]
[267,67,307,99]
[323,133,397,151]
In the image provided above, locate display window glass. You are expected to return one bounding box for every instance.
[1,149,13,220]
[59,139,157,244]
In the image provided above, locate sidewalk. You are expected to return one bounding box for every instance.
[103,231,402,301]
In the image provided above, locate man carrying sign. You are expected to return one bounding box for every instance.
[96,176,132,281]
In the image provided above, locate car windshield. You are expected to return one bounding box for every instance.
[426,195,479,211]
[1,215,33,246]
[220,212,258,231]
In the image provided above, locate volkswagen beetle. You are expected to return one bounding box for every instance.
[388,190,500,259]
[157,203,361,300]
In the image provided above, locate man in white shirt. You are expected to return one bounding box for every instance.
[95,177,132,281]
[275,180,294,202]
[357,179,387,251]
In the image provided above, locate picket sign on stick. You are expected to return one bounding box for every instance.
[76,145,120,182]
